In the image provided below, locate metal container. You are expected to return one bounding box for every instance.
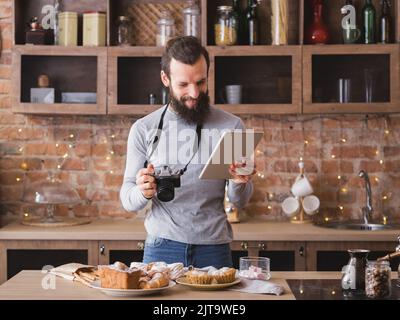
[58,11,78,46]
[83,11,106,46]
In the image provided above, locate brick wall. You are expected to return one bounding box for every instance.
[0,1,399,223]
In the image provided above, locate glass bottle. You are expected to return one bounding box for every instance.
[379,0,391,43]
[363,0,376,44]
[245,0,259,45]
[116,16,131,46]
[156,10,176,47]
[365,260,391,298]
[53,0,62,45]
[215,6,237,46]
[182,0,201,39]
[305,0,329,44]
[232,0,246,45]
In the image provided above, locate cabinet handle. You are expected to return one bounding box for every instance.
[100,244,105,255]
[137,242,144,250]
[241,242,265,250]
[299,246,305,257]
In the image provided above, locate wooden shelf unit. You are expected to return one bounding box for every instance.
[10,0,400,115]
[11,45,107,115]
[303,44,399,114]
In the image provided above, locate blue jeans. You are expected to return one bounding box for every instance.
[143,235,233,268]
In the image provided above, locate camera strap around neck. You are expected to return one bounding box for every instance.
[144,104,202,175]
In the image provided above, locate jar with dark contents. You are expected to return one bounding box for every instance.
[365,260,391,299]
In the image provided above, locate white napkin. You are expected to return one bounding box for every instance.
[228,277,284,295]
[49,263,93,281]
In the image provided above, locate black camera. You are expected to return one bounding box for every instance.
[153,166,181,202]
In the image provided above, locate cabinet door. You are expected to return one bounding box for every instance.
[307,241,400,271]
[0,240,98,284]
[98,240,145,265]
[231,241,306,271]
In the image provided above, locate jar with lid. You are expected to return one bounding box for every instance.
[365,260,391,298]
[83,11,106,46]
[156,10,176,46]
[215,6,237,46]
[116,16,131,46]
[58,11,78,46]
[182,0,201,38]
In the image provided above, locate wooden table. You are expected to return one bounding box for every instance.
[0,271,358,300]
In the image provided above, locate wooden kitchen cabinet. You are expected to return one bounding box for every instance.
[12,45,107,115]
[12,0,399,116]
[97,240,145,266]
[306,241,400,271]
[0,240,98,283]
[230,241,306,271]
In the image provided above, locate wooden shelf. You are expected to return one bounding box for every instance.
[12,45,107,115]
[10,0,400,116]
[303,44,400,113]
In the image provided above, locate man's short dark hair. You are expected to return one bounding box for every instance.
[161,36,210,78]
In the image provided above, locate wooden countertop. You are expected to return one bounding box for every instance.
[0,271,339,300]
[0,271,397,300]
[0,218,399,241]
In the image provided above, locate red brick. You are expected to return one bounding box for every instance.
[384,160,400,173]
[359,160,384,173]
[0,95,11,108]
[0,65,11,79]
[0,186,23,201]
[92,144,109,157]
[0,80,10,94]
[331,146,360,158]
[321,160,338,173]
[0,171,24,185]
[62,158,87,171]
[383,146,400,157]
[104,173,123,187]
[75,144,91,157]
[25,171,49,182]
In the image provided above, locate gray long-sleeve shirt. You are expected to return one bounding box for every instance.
[120,105,253,244]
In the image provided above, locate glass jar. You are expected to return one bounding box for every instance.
[116,16,131,46]
[365,260,391,299]
[156,10,175,47]
[271,0,289,45]
[182,0,201,38]
[215,6,237,46]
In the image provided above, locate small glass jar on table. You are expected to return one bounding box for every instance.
[215,5,237,46]
[365,260,391,299]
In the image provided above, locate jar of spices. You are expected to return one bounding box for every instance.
[116,16,131,46]
[156,10,176,47]
[83,11,106,46]
[58,11,78,46]
[215,6,237,46]
[365,260,391,299]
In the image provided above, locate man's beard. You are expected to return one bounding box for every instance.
[169,89,210,125]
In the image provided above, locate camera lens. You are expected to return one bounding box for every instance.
[157,184,175,202]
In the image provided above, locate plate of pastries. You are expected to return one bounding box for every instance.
[176,267,241,290]
[89,261,184,297]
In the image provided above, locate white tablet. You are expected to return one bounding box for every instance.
[199,130,263,180]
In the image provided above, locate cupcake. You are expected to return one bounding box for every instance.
[185,270,213,284]
[212,267,236,284]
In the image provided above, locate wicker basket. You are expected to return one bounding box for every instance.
[127,2,185,46]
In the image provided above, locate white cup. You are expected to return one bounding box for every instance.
[282,197,300,217]
[302,195,320,216]
[226,85,242,104]
[291,176,313,197]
